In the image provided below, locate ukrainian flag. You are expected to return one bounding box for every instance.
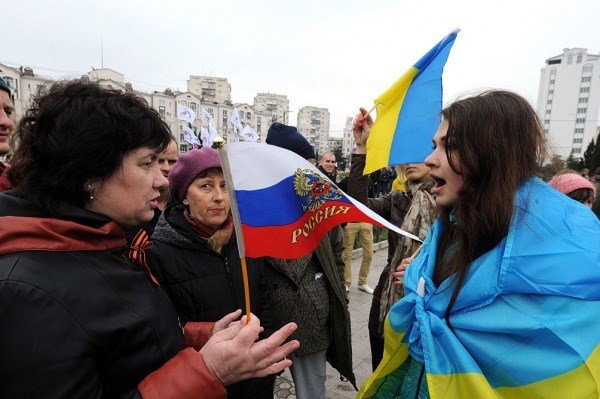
[357,178,600,398]
[364,29,459,174]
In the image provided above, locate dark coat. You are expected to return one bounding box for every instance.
[148,204,273,328]
[263,226,357,388]
[0,191,184,399]
[148,203,275,398]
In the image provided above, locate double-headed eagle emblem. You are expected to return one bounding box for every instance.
[293,168,343,212]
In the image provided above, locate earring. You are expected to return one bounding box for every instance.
[85,184,94,200]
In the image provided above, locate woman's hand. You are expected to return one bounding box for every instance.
[212,309,243,335]
[392,256,413,287]
[201,313,299,385]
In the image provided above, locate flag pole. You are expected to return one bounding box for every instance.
[213,136,252,319]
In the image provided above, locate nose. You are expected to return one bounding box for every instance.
[424,150,436,168]
[213,187,226,202]
[154,168,168,191]
[0,110,14,131]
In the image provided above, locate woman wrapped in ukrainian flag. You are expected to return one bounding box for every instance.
[355,90,600,399]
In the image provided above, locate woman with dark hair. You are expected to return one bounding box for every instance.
[356,90,600,398]
[0,81,299,399]
[148,147,276,399]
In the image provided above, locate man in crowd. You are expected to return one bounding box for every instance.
[157,137,179,210]
[318,152,338,182]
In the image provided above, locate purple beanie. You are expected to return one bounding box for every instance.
[548,173,596,197]
[169,147,222,202]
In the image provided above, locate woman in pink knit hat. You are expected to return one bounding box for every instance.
[549,172,596,209]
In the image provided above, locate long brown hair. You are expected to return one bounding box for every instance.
[433,90,546,326]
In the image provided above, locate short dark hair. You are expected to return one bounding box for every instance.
[10,80,172,214]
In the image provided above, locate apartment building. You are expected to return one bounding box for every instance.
[537,48,600,159]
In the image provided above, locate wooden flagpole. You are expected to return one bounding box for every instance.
[213,137,251,319]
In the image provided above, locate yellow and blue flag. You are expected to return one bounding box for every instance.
[358,178,600,398]
[364,29,459,174]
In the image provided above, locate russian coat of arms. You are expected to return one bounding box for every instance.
[293,168,343,212]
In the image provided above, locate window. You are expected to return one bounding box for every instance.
[246,112,251,119]
[577,53,583,63]
[573,138,583,144]
[545,109,551,115]
[578,107,587,114]
[159,106,166,119]
[575,128,585,134]
[547,99,553,105]
[190,102,197,112]
[257,117,261,132]
[207,108,214,116]
[576,118,586,124]
[180,101,187,107]
[581,76,591,83]
[222,110,228,118]
[180,145,187,153]
[548,89,554,94]
[159,100,165,106]
[579,98,588,103]
[580,87,590,93]
[567,54,573,64]
[544,119,550,124]
[572,148,581,154]
[549,79,555,84]
[583,64,593,73]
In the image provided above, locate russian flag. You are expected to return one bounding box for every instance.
[225,142,419,259]
[364,29,459,174]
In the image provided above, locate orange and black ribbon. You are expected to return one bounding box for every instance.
[128,229,160,286]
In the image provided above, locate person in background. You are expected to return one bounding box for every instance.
[157,137,179,208]
[319,151,338,182]
[391,166,408,193]
[357,90,600,398]
[348,111,437,370]
[265,122,356,399]
[0,77,14,192]
[342,222,375,294]
[0,81,299,399]
[148,146,276,399]
[548,171,596,209]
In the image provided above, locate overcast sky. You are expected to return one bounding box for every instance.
[4,0,600,136]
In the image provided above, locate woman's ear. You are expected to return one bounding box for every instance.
[183,198,189,206]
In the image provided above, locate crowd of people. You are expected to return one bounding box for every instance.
[0,77,598,399]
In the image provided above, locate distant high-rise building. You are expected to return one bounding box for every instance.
[187,75,232,104]
[297,106,330,156]
[253,93,290,124]
[537,48,600,160]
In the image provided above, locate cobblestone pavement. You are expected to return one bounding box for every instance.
[274,242,389,399]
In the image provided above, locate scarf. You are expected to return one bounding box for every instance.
[184,210,234,254]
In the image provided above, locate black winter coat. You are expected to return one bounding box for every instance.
[148,204,273,327]
[148,203,275,398]
[0,192,184,399]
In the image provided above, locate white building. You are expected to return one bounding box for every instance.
[0,63,54,120]
[342,116,354,167]
[297,106,330,156]
[537,48,600,160]
[253,93,290,124]
[187,75,232,105]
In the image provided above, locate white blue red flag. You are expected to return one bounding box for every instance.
[225,142,418,259]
